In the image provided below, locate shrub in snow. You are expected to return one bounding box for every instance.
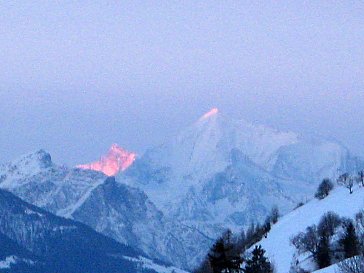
[315,178,334,199]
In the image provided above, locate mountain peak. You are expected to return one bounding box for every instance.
[14,149,53,169]
[199,108,219,121]
[76,144,136,176]
[0,150,54,186]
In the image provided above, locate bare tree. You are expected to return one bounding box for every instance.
[357,171,364,187]
[338,173,354,194]
[290,225,319,256]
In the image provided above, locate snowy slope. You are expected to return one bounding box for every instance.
[124,256,189,273]
[314,263,338,273]
[254,185,364,273]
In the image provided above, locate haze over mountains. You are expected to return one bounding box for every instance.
[0,109,362,272]
[2,2,364,272]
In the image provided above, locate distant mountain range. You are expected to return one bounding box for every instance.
[0,109,362,271]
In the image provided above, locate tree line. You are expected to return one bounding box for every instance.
[194,207,279,273]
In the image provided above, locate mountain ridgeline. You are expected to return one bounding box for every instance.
[0,109,362,272]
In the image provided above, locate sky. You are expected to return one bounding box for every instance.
[1,1,364,165]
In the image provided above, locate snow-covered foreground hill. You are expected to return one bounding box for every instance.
[254,185,364,273]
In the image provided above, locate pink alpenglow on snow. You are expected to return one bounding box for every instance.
[199,108,219,121]
[77,144,136,176]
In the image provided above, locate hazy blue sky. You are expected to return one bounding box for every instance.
[1,1,364,165]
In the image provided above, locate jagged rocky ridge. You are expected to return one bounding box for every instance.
[77,144,136,176]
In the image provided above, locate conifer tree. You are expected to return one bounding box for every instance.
[341,221,359,258]
[208,238,226,273]
[270,206,279,224]
[208,230,242,273]
[243,245,273,273]
[316,235,331,269]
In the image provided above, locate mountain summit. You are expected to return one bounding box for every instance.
[77,144,136,176]
[199,107,219,121]
[121,109,359,232]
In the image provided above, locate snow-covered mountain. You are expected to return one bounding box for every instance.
[0,150,211,270]
[121,109,359,232]
[162,149,313,242]
[0,150,107,217]
[71,176,212,268]
[1,109,361,271]
[77,144,136,176]
[125,108,355,187]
